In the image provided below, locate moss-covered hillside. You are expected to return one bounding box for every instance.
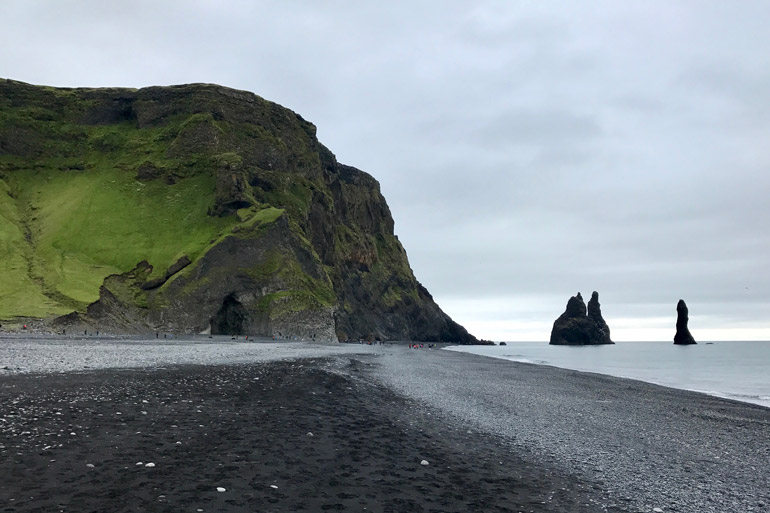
[0,79,479,343]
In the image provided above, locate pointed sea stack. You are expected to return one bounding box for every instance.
[549,292,615,345]
[587,291,613,344]
[674,299,697,345]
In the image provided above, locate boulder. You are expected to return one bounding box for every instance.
[550,291,614,345]
[673,299,696,345]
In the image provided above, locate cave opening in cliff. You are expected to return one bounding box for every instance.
[211,294,247,335]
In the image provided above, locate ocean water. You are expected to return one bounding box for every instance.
[447,341,770,409]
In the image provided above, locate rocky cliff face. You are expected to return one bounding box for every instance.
[550,291,614,345]
[673,299,696,345]
[0,79,479,343]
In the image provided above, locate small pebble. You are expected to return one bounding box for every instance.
[420,459,429,466]
[653,509,664,513]
[270,485,278,489]
[86,463,94,468]
[217,487,226,492]
[145,462,155,468]
[306,432,314,437]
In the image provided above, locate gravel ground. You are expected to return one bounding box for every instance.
[1,337,767,512]
[363,346,770,513]
[0,335,379,374]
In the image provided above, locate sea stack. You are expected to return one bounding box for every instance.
[587,291,613,344]
[673,299,697,345]
[549,291,614,345]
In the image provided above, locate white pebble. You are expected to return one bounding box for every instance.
[270,485,278,489]
[86,463,95,468]
[306,432,314,437]
[216,487,226,492]
[145,462,155,468]
[420,459,429,466]
[136,462,143,466]
[653,509,664,513]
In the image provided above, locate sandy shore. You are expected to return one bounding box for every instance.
[1,340,768,512]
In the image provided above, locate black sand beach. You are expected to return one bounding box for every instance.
[1,341,768,513]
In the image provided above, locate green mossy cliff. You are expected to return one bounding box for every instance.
[0,79,479,343]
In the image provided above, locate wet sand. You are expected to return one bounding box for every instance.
[1,340,768,512]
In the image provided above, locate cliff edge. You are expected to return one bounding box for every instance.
[0,79,479,343]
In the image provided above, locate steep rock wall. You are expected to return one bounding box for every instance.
[0,79,478,343]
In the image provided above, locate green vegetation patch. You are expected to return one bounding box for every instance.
[249,248,336,317]
[0,165,235,318]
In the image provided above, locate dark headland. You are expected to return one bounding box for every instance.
[0,79,481,344]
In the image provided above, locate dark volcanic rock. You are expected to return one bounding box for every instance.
[673,299,696,345]
[0,79,480,343]
[550,292,614,345]
[587,291,613,344]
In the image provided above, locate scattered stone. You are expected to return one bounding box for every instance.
[145,462,155,468]
[270,485,278,489]
[306,432,314,437]
[421,459,430,466]
[673,299,696,345]
[216,487,226,492]
[86,463,94,468]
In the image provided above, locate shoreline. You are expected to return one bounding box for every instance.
[451,350,770,411]
[446,342,770,409]
[1,340,768,512]
[368,348,770,513]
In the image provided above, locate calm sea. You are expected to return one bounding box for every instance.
[447,341,770,409]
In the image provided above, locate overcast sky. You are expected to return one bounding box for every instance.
[2,1,769,341]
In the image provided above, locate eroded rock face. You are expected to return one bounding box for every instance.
[550,291,614,345]
[674,299,697,345]
[0,80,480,343]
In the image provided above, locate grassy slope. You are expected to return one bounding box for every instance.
[5,168,233,308]
[0,108,238,319]
[0,178,64,317]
